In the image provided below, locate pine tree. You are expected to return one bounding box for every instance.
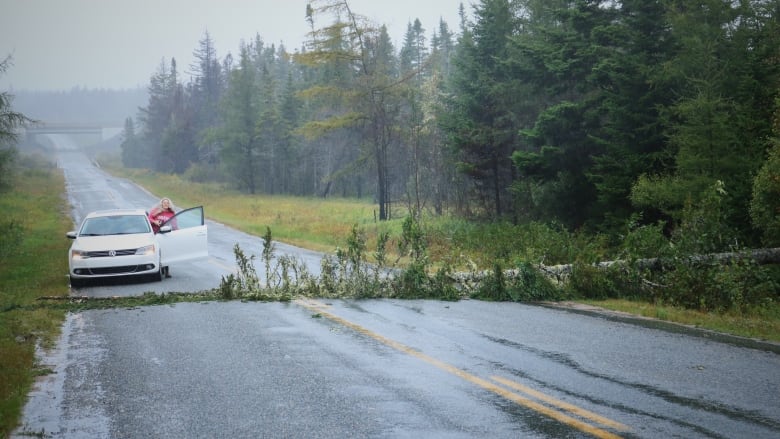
[427,18,461,215]
[256,63,282,194]
[189,31,224,166]
[444,0,518,218]
[220,44,261,193]
[277,72,302,194]
[399,19,429,216]
[138,58,179,170]
[586,0,674,232]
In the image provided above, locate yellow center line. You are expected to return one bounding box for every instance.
[491,375,630,432]
[297,299,628,439]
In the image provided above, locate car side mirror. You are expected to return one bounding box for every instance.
[158,225,173,234]
[66,231,77,239]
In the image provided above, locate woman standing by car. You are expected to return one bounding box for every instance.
[148,197,176,277]
[149,197,176,232]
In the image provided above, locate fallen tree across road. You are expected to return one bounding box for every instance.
[449,247,780,289]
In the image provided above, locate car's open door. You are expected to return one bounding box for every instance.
[157,206,208,265]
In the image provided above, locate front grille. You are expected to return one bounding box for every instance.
[86,249,137,258]
[75,265,153,275]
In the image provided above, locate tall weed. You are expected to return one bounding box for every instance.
[221,217,468,301]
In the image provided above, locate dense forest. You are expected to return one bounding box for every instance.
[120,0,780,250]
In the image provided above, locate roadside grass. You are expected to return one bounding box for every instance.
[0,166,71,438]
[579,299,780,343]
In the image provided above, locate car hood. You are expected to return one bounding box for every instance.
[72,234,155,251]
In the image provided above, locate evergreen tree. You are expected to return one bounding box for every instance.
[189,31,224,166]
[367,25,402,218]
[277,72,302,194]
[444,0,519,218]
[510,0,618,228]
[220,44,262,193]
[400,19,429,82]
[297,5,356,198]
[428,18,462,215]
[399,19,429,215]
[256,63,283,194]
[159,75,197,174]
[138,58,179,170]
[585,0,673,233]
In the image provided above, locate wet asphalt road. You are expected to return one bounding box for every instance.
[12,137,780,438]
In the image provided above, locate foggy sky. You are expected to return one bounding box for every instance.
[0,0,467,92]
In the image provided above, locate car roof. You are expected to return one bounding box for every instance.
[84,209,148,219]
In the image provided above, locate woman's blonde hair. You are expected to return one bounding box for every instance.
[153,197,175,213]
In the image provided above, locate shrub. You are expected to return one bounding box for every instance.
[468,261,562,302]
[470,263,510,301]
[428,264,461,301]
[620,215,673,261]
[394,261,430,298]
[658,258,779,312]
[567,262,648,301]
[505,262,562,301]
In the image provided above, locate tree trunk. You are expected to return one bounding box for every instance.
[450,248,780,288]
[544,247,780,279]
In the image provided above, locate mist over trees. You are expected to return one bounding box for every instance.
[10,87,147,126]
[121,0,780,248]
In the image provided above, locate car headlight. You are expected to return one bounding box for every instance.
[71,249,89,260]
[135,244,155,256]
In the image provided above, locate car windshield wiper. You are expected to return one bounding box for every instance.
[79,233,103,236]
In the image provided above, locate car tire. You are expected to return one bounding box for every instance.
[153,261,163,282]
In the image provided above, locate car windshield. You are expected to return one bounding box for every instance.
[79,215,151,236]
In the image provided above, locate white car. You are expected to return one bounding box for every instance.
[67,207,208,288]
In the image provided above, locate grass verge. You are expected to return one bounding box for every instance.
[579,299,780,343]
[0,166,72,437]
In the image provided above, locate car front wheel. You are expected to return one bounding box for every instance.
[151,261,163,282]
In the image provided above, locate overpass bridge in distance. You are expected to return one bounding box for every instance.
[22,122,115,149]
[24,122,104,136]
